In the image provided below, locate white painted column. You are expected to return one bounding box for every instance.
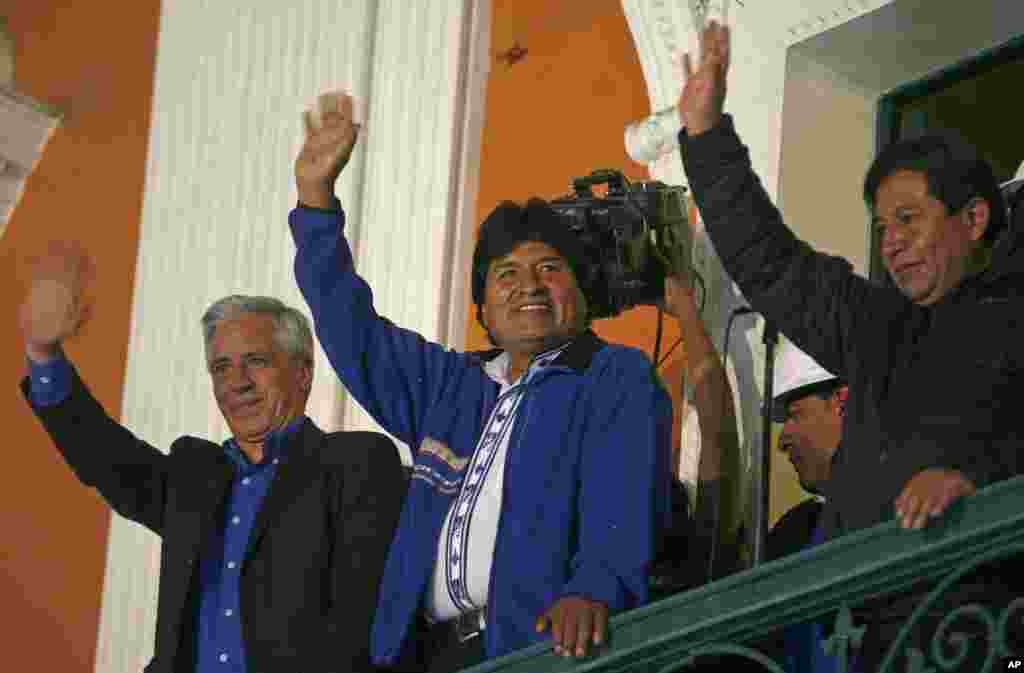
[94,1,487,670]
[340,0,489,463]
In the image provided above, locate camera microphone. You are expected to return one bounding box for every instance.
[549,169,690,319]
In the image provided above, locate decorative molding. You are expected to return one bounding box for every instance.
[0,87,60,236]
[0,17,13,85]
[622,1,688,118]
[623,1,737,115]
[0,19,63,237]
[782,0,891,47]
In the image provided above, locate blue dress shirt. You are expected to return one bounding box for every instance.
[194,418,302,673]
[27,355,73,406]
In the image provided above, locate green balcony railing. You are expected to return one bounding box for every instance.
[464,475,1024,673]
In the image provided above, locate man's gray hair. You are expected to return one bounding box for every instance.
[201,295,314,365]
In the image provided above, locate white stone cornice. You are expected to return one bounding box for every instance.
[622,0,895,122]
[621,1,691,115]
[781,0,891,47]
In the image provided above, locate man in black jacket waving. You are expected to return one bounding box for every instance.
[677,21,1022,669]
[19,245,406,673]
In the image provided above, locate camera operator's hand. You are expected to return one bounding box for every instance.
[295,92,361,210]
[677,21,730,136]
[662,275,698,321]
[20,242,93,363]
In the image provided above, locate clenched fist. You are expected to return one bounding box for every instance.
[662,275,698,321]
[20,242,93,363]
[295,92,362,209]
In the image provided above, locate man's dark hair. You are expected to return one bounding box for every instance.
[808,379,845,402]
[471,198,589,337]
[864,133,1008,246]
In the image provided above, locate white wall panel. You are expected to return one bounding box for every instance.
[94,1,483,670]
[340,1,473,462]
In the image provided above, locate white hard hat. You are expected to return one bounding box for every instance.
[1000,161,1024,190]
[772,340,840,422]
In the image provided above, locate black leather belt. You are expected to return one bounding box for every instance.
[435,608,486,643]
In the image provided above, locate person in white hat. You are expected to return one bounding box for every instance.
[771,340,847,501]
[767,341,852,673]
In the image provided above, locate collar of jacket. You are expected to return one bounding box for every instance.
[820,440,843,498]
[942,251,1024,306]
[970,189,1024,288]
[467,329,606,374]
[918,220,1024,307]
[219,415,318,469]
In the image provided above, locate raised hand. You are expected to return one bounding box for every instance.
[295,92,361,209]
[19,242,93,363]
[662,275,698,320]
[677,20,731,136]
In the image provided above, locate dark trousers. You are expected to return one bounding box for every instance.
[381,616,486,673]
[421,630,485,673]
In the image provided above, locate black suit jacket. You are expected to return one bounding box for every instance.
[24,368,405,673]
[766,498,823,562]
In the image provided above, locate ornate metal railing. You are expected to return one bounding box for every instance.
[464,475,1024,672]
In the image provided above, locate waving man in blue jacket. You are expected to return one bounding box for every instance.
[288,93,673,672]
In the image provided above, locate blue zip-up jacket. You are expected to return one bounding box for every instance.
[290,203,672,663]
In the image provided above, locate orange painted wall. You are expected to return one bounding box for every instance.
[0,3,161,671]
[468,0,687,462]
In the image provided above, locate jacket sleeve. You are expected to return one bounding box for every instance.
[290,202,466,449]
[21,364,170,535]
[561,349,673,611]
[320,433,406,673]
[679,115,911,380]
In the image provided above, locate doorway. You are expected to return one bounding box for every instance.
[870,34,1024,284]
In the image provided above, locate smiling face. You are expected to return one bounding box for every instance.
[778,389,845,494]
[479,241,588,372]
[207,312,312,456]
[874,169,988,305]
